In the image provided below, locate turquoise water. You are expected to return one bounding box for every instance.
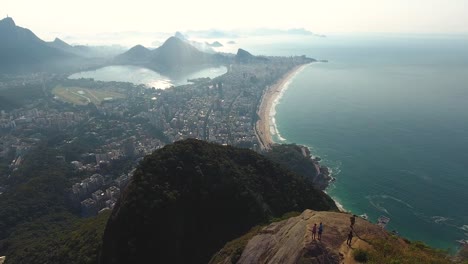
[241,35,468,251]
[69,65,227,89]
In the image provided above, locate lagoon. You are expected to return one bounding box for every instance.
[69,65,227,89]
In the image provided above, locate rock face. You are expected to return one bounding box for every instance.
[211,210,387,264]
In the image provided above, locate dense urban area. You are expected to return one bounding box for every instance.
[0,56,312,217]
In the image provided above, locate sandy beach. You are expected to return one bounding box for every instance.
[255,63,310,151]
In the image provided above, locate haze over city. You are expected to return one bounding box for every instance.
[3,0,468,41]
[1,0,468,263]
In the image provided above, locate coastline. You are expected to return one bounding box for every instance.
[254,63,310,151]
[254,62,346,213]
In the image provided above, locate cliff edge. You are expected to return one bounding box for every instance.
[211,210,453,264]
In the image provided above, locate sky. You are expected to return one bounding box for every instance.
[2,0,468,40]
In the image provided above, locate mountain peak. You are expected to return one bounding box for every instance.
[129,44,149,51]
[161,36,186,47]
[52,37,71,47]
[53,37,66,43]
[174,31,187,41]
[0,17,16,27]
[235,48,254,62]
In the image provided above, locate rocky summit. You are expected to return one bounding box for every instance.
[211,209,454,264]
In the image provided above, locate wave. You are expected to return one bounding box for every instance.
[269,64,310,144]
[431,216,453,224]
[327,194,347,212]
[379,195,414,209]
[366,195,390,214]
[460,225,468,232]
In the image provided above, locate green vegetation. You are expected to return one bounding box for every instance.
[364,236,452,264]
[52,85,125,105]
[100,139,336,264]
[0,84,45,110]
[266,144,319,179]
[353,248,369,262]
[2,211,110,264]
[0,144,74,240]
[0,138,111,264]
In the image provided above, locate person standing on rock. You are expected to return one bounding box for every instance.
[346,230,353,246]
[318,222,323,240]
[350,215,356,229]
[312,223,317,240]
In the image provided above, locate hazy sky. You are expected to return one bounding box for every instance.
[3,0,468,38]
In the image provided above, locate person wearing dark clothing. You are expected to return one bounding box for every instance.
[318,222,323,240]
[350,215,356,229]
[312,223,317,240]
[346,230,353,246]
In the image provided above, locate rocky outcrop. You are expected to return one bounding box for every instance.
[211,210,388,264]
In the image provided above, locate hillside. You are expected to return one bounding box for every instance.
[47,38,120,58]
[0,17,72,72]
[48,37,74,52]
[100,139,337,264]
[114,44,152,64]
[150,37,214,71]
[211,210,454,264]
[266,144,332,190]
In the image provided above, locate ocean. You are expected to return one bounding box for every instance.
[238,34,468,252]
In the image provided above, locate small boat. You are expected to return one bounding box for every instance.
[377,215,390,229]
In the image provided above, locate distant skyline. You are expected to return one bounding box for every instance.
[3,0,468,41]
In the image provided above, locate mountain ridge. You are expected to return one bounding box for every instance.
[114,36,225,73]
[0,17,77,73]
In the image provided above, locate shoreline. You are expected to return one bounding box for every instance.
[254,62,345,213]
[254,63,310,151]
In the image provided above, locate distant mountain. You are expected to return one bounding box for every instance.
[73,44,128,58]
[173,31,215,53]
[114,36,226,73]
[185,29,239,39]
[151,37,215,70]
[206,41,223,47]
[100,139,337,264]
[48,37,74,52]
[48,38,125,58]
[174,31,188,41]
[183,28,324,38]
[0,17,73,73]
[114,44,152,64]
[235,48,268,63]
